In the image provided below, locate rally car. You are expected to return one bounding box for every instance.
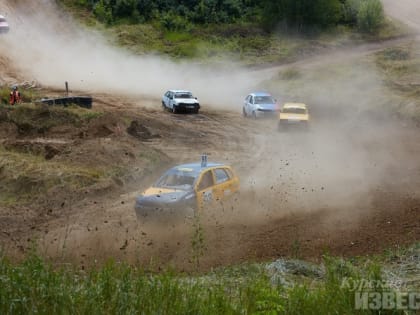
[162,90,200,114]
[278,102,310,130]
[0,15,9,33]
[243,92,279,119]
[134,157,239,220]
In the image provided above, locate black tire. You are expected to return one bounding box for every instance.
[194,109,199,114]
[172,105,178,114]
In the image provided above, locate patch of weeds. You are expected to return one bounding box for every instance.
[0,148,104,206]
[382,47,410,61]
[291,239,302,259]
[191,213,206,270]
[279,68,301,80]
[0,86,41,105]
[67,105,103,121]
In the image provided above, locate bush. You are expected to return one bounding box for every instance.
[357,0,384,33]
[93,0,113,24]
[160,11,191,31]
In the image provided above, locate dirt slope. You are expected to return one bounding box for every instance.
[0,0,419,271]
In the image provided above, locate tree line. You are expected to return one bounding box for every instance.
[70,0,384,33]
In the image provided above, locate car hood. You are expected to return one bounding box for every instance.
[256,103,278,110]
[136,187,194,206]
[174,98,198,104]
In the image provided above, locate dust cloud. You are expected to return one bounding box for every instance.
[382,0,420,33]
[1,0,417,219]
[0,0,257,109]
[1,0,419,268]
[238,57,419,227]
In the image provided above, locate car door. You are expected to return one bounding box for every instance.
[244,95,251,115]
[249,95,256,114]
[212,167,239,201]
[163,91,170,108]
[168,92,175,109]
[195,170,215,210]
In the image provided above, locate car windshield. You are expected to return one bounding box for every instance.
[254,96,275,104]
[156,169,196,190]
[174,92,193,99]
[282,107,307,114]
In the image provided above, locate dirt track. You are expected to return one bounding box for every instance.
[0,0,419,271]
[1,94,419,272]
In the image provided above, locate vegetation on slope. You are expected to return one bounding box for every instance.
[58,0,394,64]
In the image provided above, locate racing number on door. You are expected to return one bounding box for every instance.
[202,190,213,203]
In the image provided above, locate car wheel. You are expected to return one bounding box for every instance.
[242,107,247,117]
[252,111,257,119]
[172,105,178,114]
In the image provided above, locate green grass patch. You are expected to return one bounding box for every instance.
[0,252,413,314]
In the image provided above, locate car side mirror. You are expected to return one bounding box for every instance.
[195,97,197,100]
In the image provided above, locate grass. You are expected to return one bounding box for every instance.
[0,251,414,314]
[0,86,42,105]
[58,1,411,68]
[0,102,104,133]
[0,147,104,206]
[375,43,420,121]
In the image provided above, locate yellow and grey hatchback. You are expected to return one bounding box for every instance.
[135,159,239,220]
[278,103,309,130]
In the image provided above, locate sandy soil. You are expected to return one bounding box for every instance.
[0,0,419,272]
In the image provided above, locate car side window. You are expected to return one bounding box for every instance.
[165,91,169,97]
[197,171,214,191]
[246,95,251,103]
[250,96,254,104]
[214,168,229,184]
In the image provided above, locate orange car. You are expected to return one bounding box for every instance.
[135,158,239,220]
[278,102,310,130]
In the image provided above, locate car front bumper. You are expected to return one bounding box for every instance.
[256,110,278,118]
[175,103,200,112]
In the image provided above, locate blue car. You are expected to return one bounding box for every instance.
[243,92,279,119]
